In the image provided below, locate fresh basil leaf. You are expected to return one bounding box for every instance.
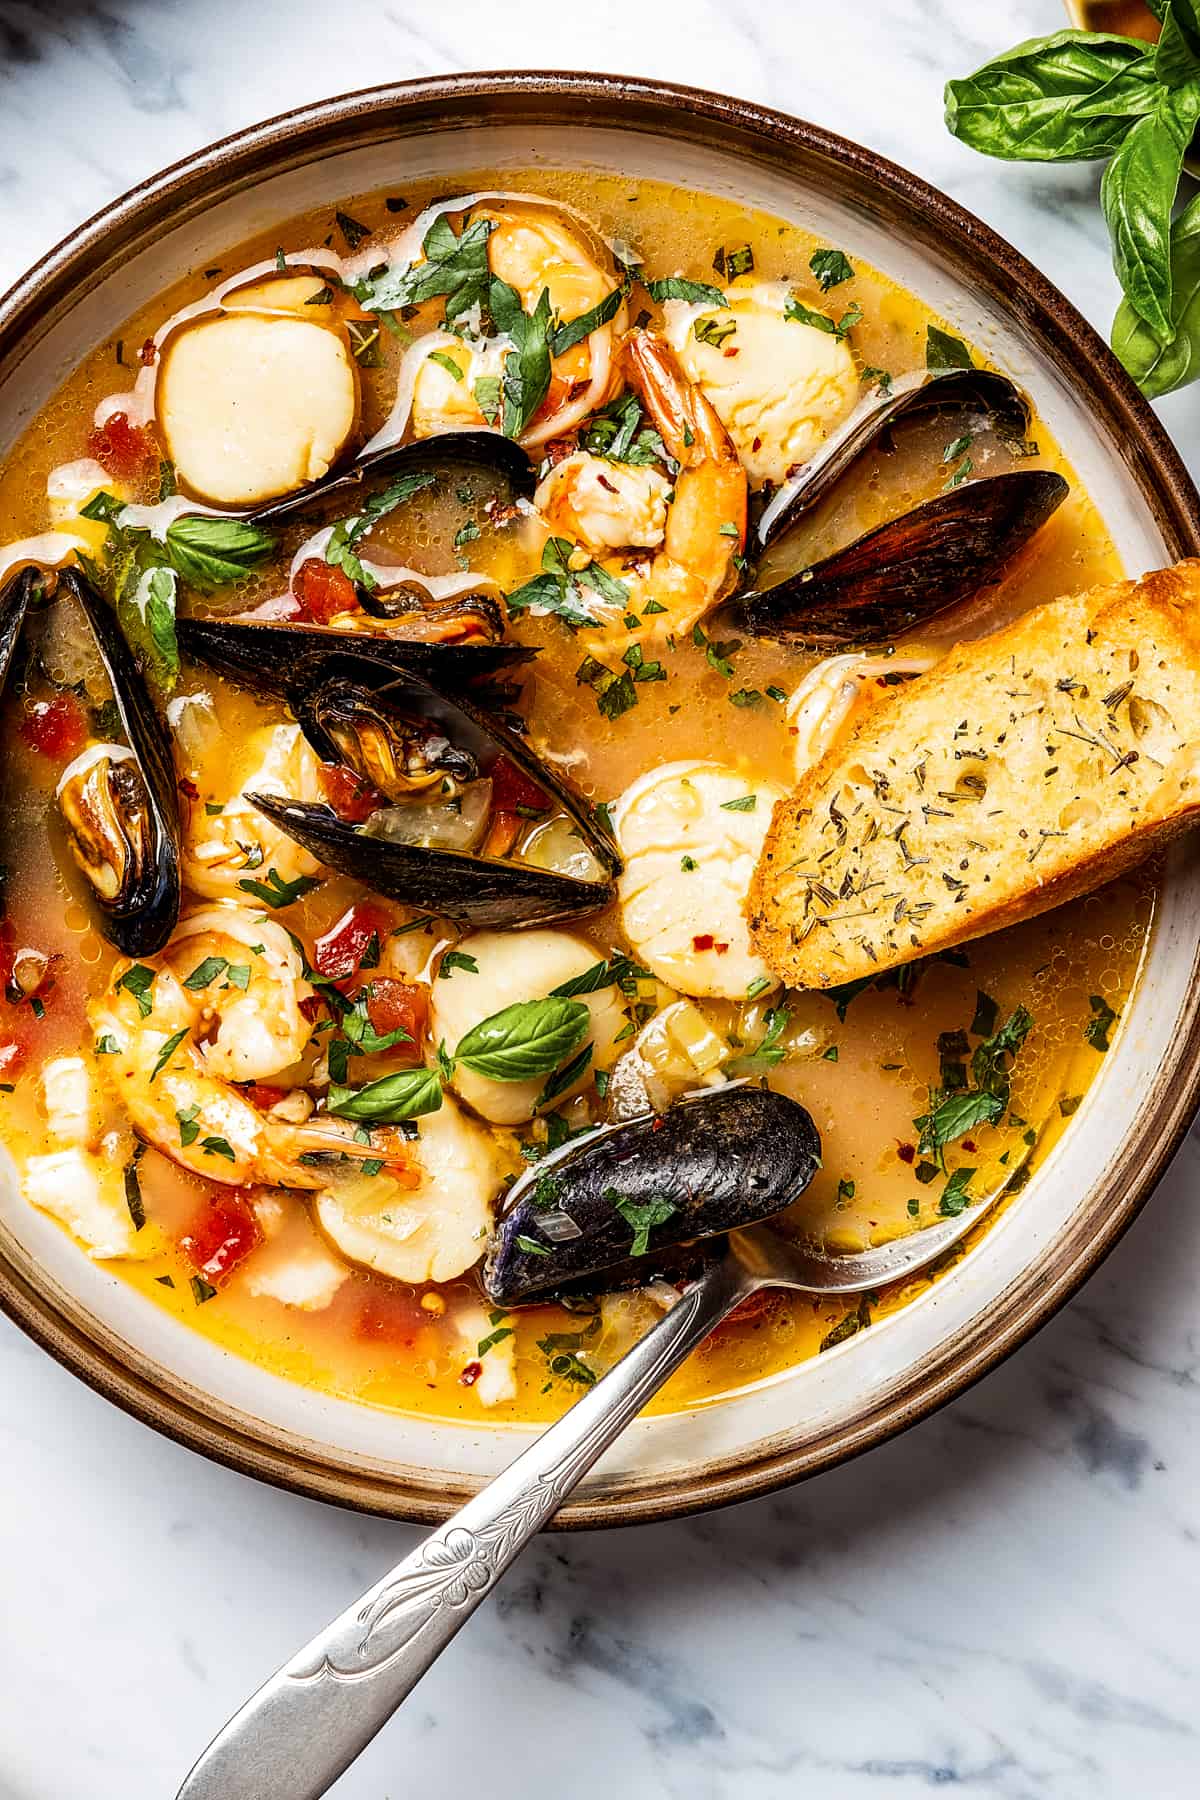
[1101,83,1200,341]
[426,349,464,380]
[454,997,590,1082]
[926,325,974,371]
[914,1087,1004,1157]
[613,1192,677,1257]
[938,1167,976,1217]
[359,214,495,321]
[142,566,180,687]
[492,281,553,438]
[809,248,855,290]
[1156,0,1200,88]
[944,30,1159,161]
[117,964,156,1019]
[550,284,624,356]
[336,209,371,250]
[326,1065,444,1121]
[1113,188,1200,393]
[150,1026,190,1083]
[164,516,277,592]
[1084,993,1119,1051]
[549,955,637,998]
[646,276,727,307]
[124,1150,146,1230]
[183,956,229,991]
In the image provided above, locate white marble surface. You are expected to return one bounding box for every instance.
[2,3,1200,1796]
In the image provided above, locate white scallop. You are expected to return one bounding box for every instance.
[611,761,783,1001]
[38,1055,95,1148]
[314,1093,501,1283]
[157,310,359,506]
[428,928,627,1126]
[663,282,858,487]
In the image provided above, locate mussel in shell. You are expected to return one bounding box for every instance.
[251,654,621,929]
[0,566,47,699]
[729,471,1069,650]
[244,430,536,527]
[757,368,1034,548]
[52,569,181,955]
[485,1086,822,1306]
[176,614,534,707]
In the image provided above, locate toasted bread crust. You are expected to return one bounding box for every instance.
[750,559,1200,989]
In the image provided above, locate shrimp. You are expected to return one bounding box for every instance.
[573,329,748,657]
[409,201,627,449]
[89,906,420,1191]
[181,722,325,901]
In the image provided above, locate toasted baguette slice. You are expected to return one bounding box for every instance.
[750,560,1200,989]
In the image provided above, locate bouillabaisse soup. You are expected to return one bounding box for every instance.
[0,171,1148,1424]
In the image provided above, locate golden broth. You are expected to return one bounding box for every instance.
[0,170,1149,1425]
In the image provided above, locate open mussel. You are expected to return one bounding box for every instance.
[250,653,621,929]
[757,368,1033,548]
[0,565,46,698]
[485,1086,822,1306]
[728,470,1068,650]
[52,570,181,955]
[243,430,536,527]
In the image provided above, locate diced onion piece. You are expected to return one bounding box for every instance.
[517,813,605,883]
[361,779,493,852]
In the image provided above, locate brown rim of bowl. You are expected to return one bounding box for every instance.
[1,73,1198,1529]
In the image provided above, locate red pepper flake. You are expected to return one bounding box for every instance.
[962,1139,978,1153]
[139,338,157,367]
[318,761,384,824]
[485,497,520,528]
[87,411,157,480]
[179,1189,262,1284]
[459,1359,483,1387]
[292,557,358,623]
[692,933,715,951]
[19,694,87,760]
[542,436,577,468]
[178,775,200,802]
[596,473,618,494]
[896,1141,916,1165]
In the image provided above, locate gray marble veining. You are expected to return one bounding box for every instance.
[2,3,1199,1796]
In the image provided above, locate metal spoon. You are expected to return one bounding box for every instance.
[176,1195,995,1800]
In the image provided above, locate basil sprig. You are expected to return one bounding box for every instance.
[357,213,495,324]
[945,6,1200,394]
[490,279,553,438]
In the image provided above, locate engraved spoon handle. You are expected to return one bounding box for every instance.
[176,1248,753,1800]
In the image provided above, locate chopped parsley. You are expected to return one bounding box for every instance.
[809,247,855,290]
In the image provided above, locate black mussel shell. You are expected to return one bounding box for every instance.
[56,569,181,955]
[354,586,506,640]
[251,653,621,929]
[0,565,46,699]
[757,369,1033,549]
[485,1087,822,1306]
[246,432,536,527]
[176,615,535,708]
[731,471,1068,650]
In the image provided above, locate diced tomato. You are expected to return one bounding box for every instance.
[354,1282,424,1347]
[19,694,86,759]
[366,979,427,1058]
[318,762,385,824]
[292,557,358,623]
[239,1083,290,1112]
[490,756,546,813]
[179,1189,262,1284]
[459,1360,483,1387]
[87,411,157,481]
[312,902,393,980]
[0,1040,28,1080]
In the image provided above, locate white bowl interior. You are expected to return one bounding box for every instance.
[0,118,1193,1507]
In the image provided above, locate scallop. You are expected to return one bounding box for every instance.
[611,761,783,1001]
[313,1093,502,1283]
[158,307,359,506]
[429,928,627,1126]
[663,282,858,487]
